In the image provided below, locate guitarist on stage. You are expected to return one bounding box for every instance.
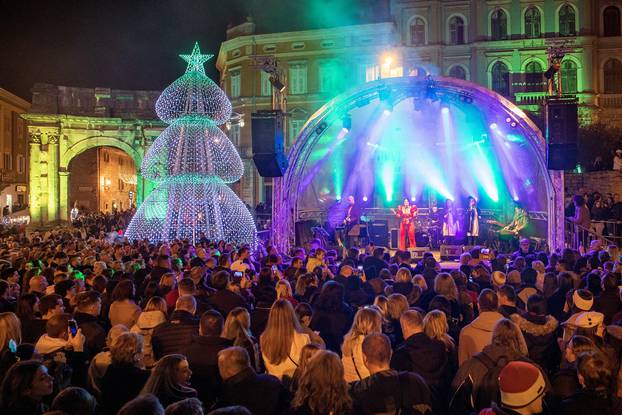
[336,196,360,249]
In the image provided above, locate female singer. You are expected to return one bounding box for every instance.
[392,198,417,250]
[442,199,459,244]
[466,196,480,246]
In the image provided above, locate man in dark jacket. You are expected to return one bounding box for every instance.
[595,273,622,325]
[73,291,107,357]
[498,285,519,318]
[390,309,449,414]
[351,333,433,415]
[216,346,290,415]
[510,294,559,375]
[152,295,199,359]
[559,351,622,415]
[206,270,249,318]
[362,247,389,280]
[183,310,232,408]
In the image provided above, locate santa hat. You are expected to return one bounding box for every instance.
[492,271,506,287]
[499,361,546,409]
[572,289,593,311]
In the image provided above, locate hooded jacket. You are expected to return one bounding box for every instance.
[458,311,504,364]
[510,313,559,374]
[130,310,167,367]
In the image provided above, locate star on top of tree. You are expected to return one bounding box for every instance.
[179,42,213,76]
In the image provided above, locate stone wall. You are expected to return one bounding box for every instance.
[564,170,622,196]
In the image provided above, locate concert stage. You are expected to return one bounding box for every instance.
[273,76,564,253]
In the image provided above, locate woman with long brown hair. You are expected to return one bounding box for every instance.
[290,350,352,415]
[260,299,310,380]
[140,354,197,408]
[341,307,382,382]
[223,307,260,372]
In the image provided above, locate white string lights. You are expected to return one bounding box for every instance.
[125,42,257,247]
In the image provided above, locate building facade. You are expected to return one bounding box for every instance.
[23,83,163,224]
[216,0,622,208]
[0,88,30,213]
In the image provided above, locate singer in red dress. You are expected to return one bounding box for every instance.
[392,198,417,250]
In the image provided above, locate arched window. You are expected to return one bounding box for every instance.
[410,18,426,46]
[491,9,508,40]
[525,61,543,92]
[449,65,467,80]
[525,7,542,38]
[604,59,622,93]
[560,60,578,94]
[449,16,465,45]
[491,61,510,96]
[604,6,621,37]
[559,4,576,37]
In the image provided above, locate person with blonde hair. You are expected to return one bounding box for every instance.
[290,343,323,393]
[140,354,197,408]
[341,307,382,382]
[131,296,167,368]
[260,299,310,380]
[290,350,352,415]
[385,268,421,305]
[386,293,409,345]
[424,309,456,353]
[100,332,150,414]
[451,318,533,412]
[223,307,259,371]
[87,324,129,398]
[275,279,298,307]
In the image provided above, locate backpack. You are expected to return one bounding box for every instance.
[448,353,509,415]
[472,353,509,411]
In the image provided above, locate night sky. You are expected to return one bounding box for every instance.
[0,0,385,101]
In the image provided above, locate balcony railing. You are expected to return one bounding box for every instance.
[597,94,622,107]
[514,92,548,106]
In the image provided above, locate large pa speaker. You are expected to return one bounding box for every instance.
[546,98,578,170]
[369,220,389,247]
[251,110,289,177]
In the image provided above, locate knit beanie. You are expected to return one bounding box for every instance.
[499,361,545,409]
[572,289,594,311]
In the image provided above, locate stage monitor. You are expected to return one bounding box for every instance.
[369,220,389,247]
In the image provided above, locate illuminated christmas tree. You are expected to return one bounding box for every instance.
[125,42,257,247]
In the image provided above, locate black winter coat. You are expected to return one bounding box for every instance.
[216,367,290,415]
[100,363,150,415]
[390,332,452,414]
[310,303,353,354]
[151,310,199,360]
[596,288,622,325]
[73,312,107,357]
[560,388,622,415]
[510,313,560,375]
[182,335,233,407]
[206,288,249,318]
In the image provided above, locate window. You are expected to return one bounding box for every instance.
[449,16,465,45]
[491,61,510,96]
[321,40,335,48]
[288,62,307,94]
[604,59,622,93]
[491,9,508,40]
[364,63,380,82]
[410,17,426,45]
[559,4,576,36]
[604,6,621,37]
[560,60,578,93]
[229,124,241,147]
[291,42,305,50]
[260,71,272,97]
[525,61,544,92]
[288,119,305,146]
[103,151,110,163]
[17,155,25,174]
[449,65,467,80]
[3,153,11,170]
[230,71,241,98]
[319,61,339,93]
[525,7,542,38]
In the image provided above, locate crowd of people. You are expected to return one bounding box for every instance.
[0,217,622,414]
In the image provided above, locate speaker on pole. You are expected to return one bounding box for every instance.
[546,97,578,171]
[252,110,289,177]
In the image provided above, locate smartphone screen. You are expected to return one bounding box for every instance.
[272,265,278,272]
[68,320,78,337]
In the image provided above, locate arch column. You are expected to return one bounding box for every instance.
[47,134,60,222]
[59,171,69,221]
[28,133,42,225]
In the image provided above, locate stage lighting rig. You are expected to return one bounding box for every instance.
[315,122,328,135]
[424,75,438,102]
[342,114,352,131]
